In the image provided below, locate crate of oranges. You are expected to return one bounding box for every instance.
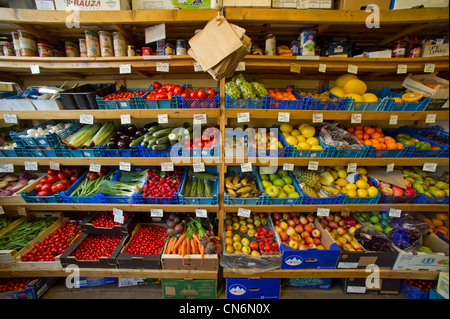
[346,125,413,158]
[266,87,305,110]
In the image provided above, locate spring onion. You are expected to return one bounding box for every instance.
[98,180,142,196]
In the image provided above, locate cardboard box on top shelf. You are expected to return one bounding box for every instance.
[132,0,212,9]
[271,0,297,8]
[390,0,449,10]
[53,0,131,10]
[223,0,271,8]
[334,0,391,10]
[297,0,333,9]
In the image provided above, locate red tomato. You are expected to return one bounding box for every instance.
[47,175,59,184]
[40,183,51,192]
[57,172,68,180]
[64,168,74,176]
[197,89,207,99]
[70,175,79,183]
[173,86,183,95]
[180,92,189,99]
[47,169,58,176]
[37,190,50,197]
[190,91,198,99]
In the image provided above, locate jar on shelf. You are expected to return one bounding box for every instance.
[127,45,135,56]
[265,34,276,55]
[2,42,15,56]
[85,30,100,57]
[11,32,21,56]
[18,30,38,56]
[112,32,126,57]
[65,41,79,57]
[176,39,186,55]
[99,31,113,57]
[37,43,54,57]
[79,38,87,57]
[392,39,406,58]
[409,36,422,58]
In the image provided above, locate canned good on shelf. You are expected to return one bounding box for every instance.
[11,32,21,56]
[127,45,135,56]
[79,38,87,57]
[156,39,165,49]
[37,43,54,57]
[54,50,65,57]
[85,30,100,57]
[176,39,186,55]
[18,30,38,56]
[142,47,151,56]
[113,32,126,57]
[99,31,113,57]
[2,42,15,56]
[65,41,79,57]
[164,43,174,55]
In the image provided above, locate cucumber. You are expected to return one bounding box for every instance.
[129,135,145,147]
[146,125,162,134]
[152,127,175,138]
[147,137,158,148]
[152,143,169,150]
[168,133,179,146]
[156,135,170,145]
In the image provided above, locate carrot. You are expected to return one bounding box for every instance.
[192,233,200,243]
[191,237,197,254]
[199,243,205,258]
[172,233,186,252]
[165,238,173,254]
[185,237,190,255]
[214,236,220,241]
[181,239,187,257]
[168,237,176,254]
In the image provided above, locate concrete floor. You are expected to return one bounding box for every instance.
[42,277,407,299]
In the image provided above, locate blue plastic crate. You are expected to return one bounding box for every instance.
[378,193,420,204]
[177,86,220,109]
[21,190,64,203]
[341,194,381,204]
[366,145,414,158]
[224,166,265,205]
[331,145,372,158]
[14,147,66,158]
[429,289,446,299]
[96,88,149,109]
[247,126,291,158]
[396,126,448,158]
[299,187,345,205]
[98,145,140,157]
[0,148,18,157]
[381,87,430,111]
[401,280,435,299]
[225,94,269,109]
[255,169,303,205]
[132,167,186,205]
[137,144,172,157]
[414,125,449,148]
[10,119,82,148]
[178,166,219,205]
[59,146,102,158]
[279,132,334,158]
[264,91,304,110]
[139,95,178,109]
[414,193,449,205]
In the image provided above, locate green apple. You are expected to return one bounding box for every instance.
[273,178,286,187]
[283,184,296,194]
[265,185,280,197]
[261,180,272,189]
[269,173,279,182]
[277,169,289,177]
[260,174,269,181]
[278,192,288,198]
[282,175,293,185]
[288,191,300,198]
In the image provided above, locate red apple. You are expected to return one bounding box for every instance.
[299,216,308,225]
[380,187,394,196]
[288,240,299,250]
[287,219,296,227]
[305,237,314,245]
[286,226,296,237]
[293,217,301,225]
[403,187,416,197]
[301,231,311,239]
[299,244,307,250]
[290,212,298,218]
[225,225,233,231]
[308,244,317,249]
[313,238,321,246]
[306,214,315,223]
[344,218,356,227]
[325,215,334,222]
[250,241,258,251]
[311,228,321,238]
[329,221,338,229]
[279,221,288,230]
[336,227,346,235]
[282,213,290,220]
[334,215,342,223]
[274,225,283,233]
[304,223,314,233]
[294,224,304,234]
[391,185,404,197]
[280,231,289,241]
[273,213,282,221]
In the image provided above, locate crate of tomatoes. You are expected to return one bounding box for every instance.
[0,277,57,299]
[117,223,168,269]
[96,86,148,110]
[140,81,179,109]
[177,85,219,109]
[21,167,86,203]
[80,211,136,235]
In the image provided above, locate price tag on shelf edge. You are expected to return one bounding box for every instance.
[0,206,5,215]
[89,163,101,173]
[193,114,207,125]
[389,114,398,125]
[424,63,436,73]
[278,112,290,123]
[24,161,38,171]
[151,208,164,217]
[3,114,18,124]
[425,113,437,124]
[80,114,94,125]
[318,63,327,73]
[290,63,301,73]
[0,164,14,173]
[194,62,203,72]
[423,162,437,172]
[283,163,294,171]
[397,64,407,74]
[17,207,27,216]
[347,64,358,74]
[161,162,174,172]
[240,162,252,173]
[237,112,250,123]
[193,162,205,173]
[312,113,323,123]
[386,163,395,173]
[317,208,330,217]
[351,113,362,124]
[120,114,131,125]
[113,208,124,224]
[119,64,131,74]
[49,162,60,171]
[119,162,131,171]
[195,209,207,218]
[308,161,319,171]
[347,163,357,173]
[156,62,169,72]
[30,64,40,74]
[237,208,251,218]
[158,114,168,124]
[235,62,245,72]
[389,208,402,218]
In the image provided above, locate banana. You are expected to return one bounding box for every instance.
[225,180,237,190]
[232,174,240,186]
[225,176,233,183]
[236,186,253,194]
[240,192,251,198]
[226,189,237,196]
[241,176,249,187]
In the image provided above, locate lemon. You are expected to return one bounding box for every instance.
[334,166,345,171]
[297,142,311,149]
[360,175,368,182]
[367,186,379,197]
[282,132,290,138]
[310,145,323,150]
[296,135,306,143]
[290,129,301,136]
[278,141,283,148]
[340,188,347,194]
[357,167,368,175]
[357,188,368,197]
[335,185,342,191]
[336,178,348,187]
[335,74,359,88]
[306,137,319,146]
[280,123,293,133]
[345,183,357,191]
[355,179,369,189]
[330,170,338,180]
[337,169,347,179]
[285,136,298,146]
[347,190,358,197]
[300,125,316,138]
[343,79,367,95]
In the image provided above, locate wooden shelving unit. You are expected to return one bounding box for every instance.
[0,7,448,284]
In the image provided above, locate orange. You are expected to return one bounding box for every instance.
[402,92,423,102]
[432,218,444,227]
[286,87,293,92]
[365,127,375,135]
[384,136,394,143]
[375,127,382,133]
[354,129,364,135]
[355,133,364,140]
[274,88,280,93]
[392,97,403,103]
[374,143,382,149]
[371,139,380,145]
[436,213,449,221]
[355,125,364,131]
[363,140,372,146]
[396,143,404,149]
[386,142,397,149]
[364,125,372,131]
[371,132,381,139]
[379,143,387,149]
[347,127,355,133]
[379,133,384,138]
[363,134,370,140]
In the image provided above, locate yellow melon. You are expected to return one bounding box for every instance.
[362,93,378,102]
[329,86,345,98]
[335,74,359,88]
[344,93,364,103]
[343,79,368,95]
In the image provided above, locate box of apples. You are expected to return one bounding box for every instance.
[221,212,282,271]
[271,212,341,270]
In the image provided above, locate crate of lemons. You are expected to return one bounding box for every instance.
[332,167,379,199]
[279,123,323,151]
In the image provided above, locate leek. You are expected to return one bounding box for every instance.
[98,180,142,196]
[118,170,148,184]
[92,122,115,146]
[63,124,100,149]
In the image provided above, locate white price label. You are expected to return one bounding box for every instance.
[351,113,362,124]
[80,114,94,124]
[237,208,251,218]
[156,62,169,72]
[119,64,132,74]
[347,286,366,294]
[119,162,131,171]
[17,207,27,216]
[158,114,168,124]
[0,206,5,215]
[278,112,290,123]
[24,161,38,171]
[347,163,357,173]
[194,62,203,72]
[422,162,437,172]
[290,63,301,73]
[312,113,323,123]
[389,114,398,125]
[318,63,327,73]
[49,162,60,170]
[317,208,330,217]
[195,209,207,218]
[241,162,252,173]
[120,114,131,125]
[120,102,127,108]
[348,65,358,74]
[386,163,395,172]
[235,62,245,72]
[3,114,18,124]
[89,163,101,173]
[283,163,294,171]
[389,208,402,218]
[237,112,250,123]
[151,209,164,217]
[424,63,436,73]
[425,113,437,124]
[193,114,207,125]
[161,162,174,172]
[308,161,319,171]
[193,162,205,173]
[113,208,124,224]
[397,64,407,74]
[0,164,14,173]
[30,64,40,74]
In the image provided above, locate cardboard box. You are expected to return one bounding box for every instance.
[390,0,448,9]
[339,278,401,294]
[334,0,391,10]
[54,0,131,10]
[328,36,350,56]
[132,0,211,9]
[402,73,449,99]
[284,277,332,289]
[35,0,56,9]
[223,0,271,7]
[279,219,340,269]
[0,277,57,299]
[437,272,449,299]
[393,232,449,271]
[227,278,280,299]
[162,279,216,299]
[272,0,297,8]
[297,0,333,9]
[422,43,449,57]
[80,212,137,235]
[74,277,116,288]
[116,223,165,269]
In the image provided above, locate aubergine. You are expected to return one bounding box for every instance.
[126,124,137,135]
[106,140,117,149]
[134,129,145,138]
[117,139,130,149]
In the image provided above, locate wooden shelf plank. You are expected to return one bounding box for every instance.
[223,269,440,280]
